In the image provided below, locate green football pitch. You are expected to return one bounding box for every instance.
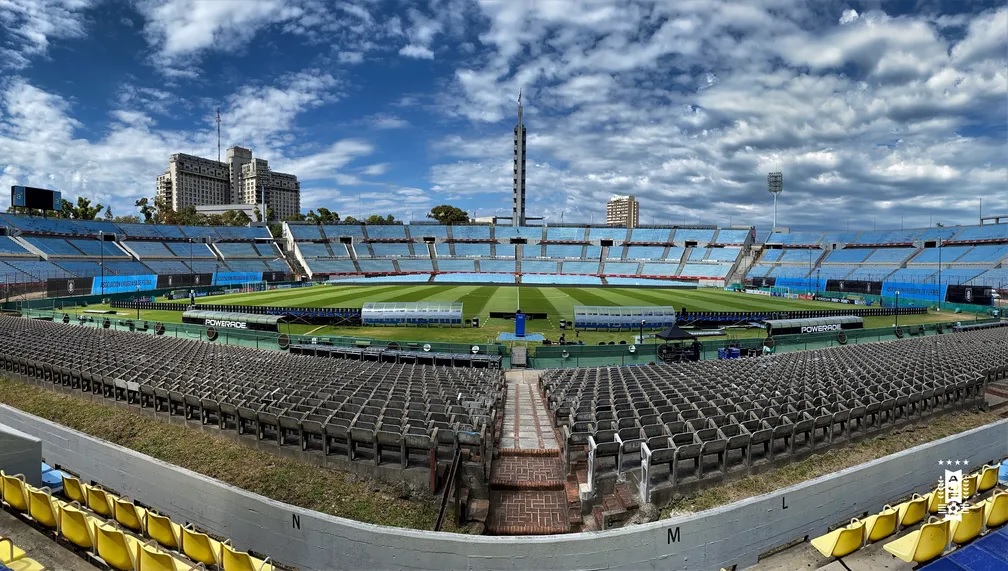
[86,284,957,345]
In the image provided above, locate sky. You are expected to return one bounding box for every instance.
[0,0,1005,232]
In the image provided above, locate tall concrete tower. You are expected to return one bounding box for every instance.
[512,91,526,227]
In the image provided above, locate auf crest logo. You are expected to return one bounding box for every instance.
[937,459,971,520]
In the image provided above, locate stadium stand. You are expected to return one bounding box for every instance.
[750,222,1008,291]
[287,223,754,285]
[0,316,502,481]
[0,214,291,289]
[541,326,1007,502]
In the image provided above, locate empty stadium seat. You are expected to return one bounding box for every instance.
[26,487,58,531]
[862,506,898,543]
[983,490,1007,528]
[180,525,229,567]
[94,521,138,570]
[0,537,44,571]
[883,518,949,563]
[58,503,95,550]
[1,472,29,513]
[810,518,865,558]
[220,543,274,571]
[948,503,984,545]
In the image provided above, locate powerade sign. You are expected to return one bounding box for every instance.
[91,275,158,295]
[213,271,263,286]
[881,281,947,302]
[800,324,843,333]
[204,319,248,329]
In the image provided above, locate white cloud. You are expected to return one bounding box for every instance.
[367,113,409,129]
[399,45,435,59]
[0,0,95,69]
[839,9,859,25]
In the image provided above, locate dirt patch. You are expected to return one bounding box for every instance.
[661,409,1000,518]
[0,376,473,532]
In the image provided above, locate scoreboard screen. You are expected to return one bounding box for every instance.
[11,186,61,211]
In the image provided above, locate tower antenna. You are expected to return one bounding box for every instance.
[216,107,222,163]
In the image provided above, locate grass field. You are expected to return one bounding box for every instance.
[82,284,961,344]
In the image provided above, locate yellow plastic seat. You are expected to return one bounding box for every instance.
[6,557,46,571]
[883,518,949,563]
[926,488,944,514]
[94,522,138,571]
[145,512,181,550]
[810,518,865,558]
[895,494,928,528]
[949,504,984,545]
[962,473,978,499]
[1,473,29,513]
[984,490,1007,528]
[221,543,274,571]
[863,506,899,543]
[62,474,86,504]
[58,503,95,550]
[27,487,58,531]
[114,497,148,534]
[86,484,114,518]
[180,526,228,567]
[977,464,999,493]
[0,537,27,564]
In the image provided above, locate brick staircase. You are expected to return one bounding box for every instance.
[485,371,571,535]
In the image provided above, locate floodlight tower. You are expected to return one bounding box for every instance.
[767,171,783,229]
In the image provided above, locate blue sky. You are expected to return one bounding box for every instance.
[0,0,1005,231]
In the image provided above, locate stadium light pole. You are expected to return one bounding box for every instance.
[895,290,900,329]
[189,238,193,286]
[937,239,942,311]
[640,319,645,348]
[99,231,104,298]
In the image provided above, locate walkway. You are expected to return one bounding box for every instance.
[486,370,571,535]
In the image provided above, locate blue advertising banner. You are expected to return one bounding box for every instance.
[213,271,263,286]
[90,275,158,295]
[880,281,947,302]
[774,277,827,292]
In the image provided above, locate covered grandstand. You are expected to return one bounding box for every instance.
[287,222,755,286]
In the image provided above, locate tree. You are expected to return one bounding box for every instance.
[57,199,75,218]
[175,205,205,226]
[74,196,104,220]
[316,207,339,225]
[136,197,156,223]
[221,209,251,226]
[342,215,359,225]
[428,204,470,225]
[112,215,142,224]
[253,205,275,223]
[104,207,114,221]
[268,222,283,238]
[364,214,398,225]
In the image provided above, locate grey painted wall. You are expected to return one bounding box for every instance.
[0,404,1004,571]
[0,423,42,487]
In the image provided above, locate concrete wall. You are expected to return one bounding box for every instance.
[0,404,1004,571]
[0,423,42,487]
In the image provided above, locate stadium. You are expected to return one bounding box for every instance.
[1,3,1007,570]
[0,201,1006,570]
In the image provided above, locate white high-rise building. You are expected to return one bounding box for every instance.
[156,146,301,221]
[606,195,639,228]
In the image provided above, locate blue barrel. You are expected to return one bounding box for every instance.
[515,313,526,337]
[729,347,741,358]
